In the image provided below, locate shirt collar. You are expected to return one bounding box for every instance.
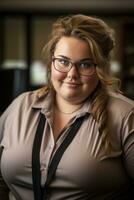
[32,87,54,116]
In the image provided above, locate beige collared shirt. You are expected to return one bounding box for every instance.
[0,88,134,200]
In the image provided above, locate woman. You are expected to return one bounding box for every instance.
[0,14,134,200]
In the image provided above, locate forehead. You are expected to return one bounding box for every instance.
[54,37,92,59]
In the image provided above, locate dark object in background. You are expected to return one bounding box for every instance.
[0,68,27,113]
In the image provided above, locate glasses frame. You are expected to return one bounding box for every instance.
[52,57,97,76]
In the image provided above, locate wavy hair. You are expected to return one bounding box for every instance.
[42,14,121,155]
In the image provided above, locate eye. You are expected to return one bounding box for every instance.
[79,61,94,68]
[58,58,70,67]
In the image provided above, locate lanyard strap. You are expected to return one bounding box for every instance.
[32,113,87,200]
[32,113,46,200]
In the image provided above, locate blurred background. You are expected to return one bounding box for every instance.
[0,0,134,113]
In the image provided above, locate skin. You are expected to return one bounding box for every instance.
[51,36,99,112]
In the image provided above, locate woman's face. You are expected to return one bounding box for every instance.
[51,36,99,104]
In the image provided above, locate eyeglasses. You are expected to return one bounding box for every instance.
[52,57,96,76]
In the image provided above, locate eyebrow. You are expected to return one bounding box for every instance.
[56,55,93,62]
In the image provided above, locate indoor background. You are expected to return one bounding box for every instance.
[0,0,134,113]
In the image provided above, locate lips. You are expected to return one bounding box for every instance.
[64,81,81,88]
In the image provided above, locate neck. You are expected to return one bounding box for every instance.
[55,105,82,114]
[55,95,83,115]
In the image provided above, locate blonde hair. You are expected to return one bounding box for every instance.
[42,14,121,155]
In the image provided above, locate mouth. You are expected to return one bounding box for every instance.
[64,81,81,88]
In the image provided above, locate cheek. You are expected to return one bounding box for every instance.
[82,74,99,94]
[81,74,98,84]
[51,66,66,82]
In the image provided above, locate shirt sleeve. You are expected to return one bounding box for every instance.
[0,105,13,200]
[0,113,9,200]
[121,108,134,186]
[0,101,14,146]
[0,92,28,145]
[0,154,9,200]
[0,93,26,200]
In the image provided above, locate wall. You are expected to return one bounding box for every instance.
[0,0,134,14]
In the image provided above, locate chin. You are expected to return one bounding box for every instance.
[63,93,83,103]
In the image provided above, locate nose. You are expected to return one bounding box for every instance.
[67,64,80,78]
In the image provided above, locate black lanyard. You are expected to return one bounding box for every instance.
[32,112,87,200]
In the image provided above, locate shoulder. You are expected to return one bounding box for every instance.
[0,86,50,143]
[9,86,49,110]
[0,86,50,121]
[108,92,134,119]
[107,93,134,148]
